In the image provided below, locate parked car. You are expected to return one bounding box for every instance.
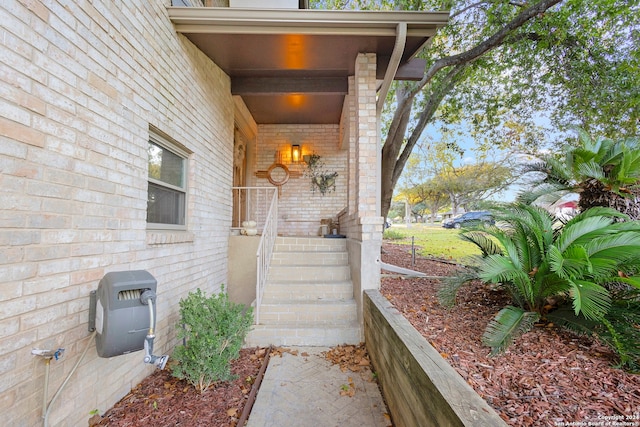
[442,211,494,229]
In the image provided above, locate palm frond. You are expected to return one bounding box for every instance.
[555,216,616,252]
[575,128,598,154]
[497,205,554,255]
[600,317,640,372]
[546,306,598,336]
[477,254,532,306]
[576,159,605,181]
[607,221,640,232]
[459,231,502,256]
[569,280,611,321]
[517,184,571,206]
[437,269,479,307]
[538,274,571,299]
[482,306,540,355]
[618,150,640,182]
[477,254,525,285]
[585,233,640,260]
[548,244,592,279]
[589,258,624,281]
[543,156,575,183]
[563,207,626,227]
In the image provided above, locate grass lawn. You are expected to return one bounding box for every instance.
[383,223,482,263]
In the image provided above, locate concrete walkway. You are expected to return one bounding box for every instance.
[246,347,391,427]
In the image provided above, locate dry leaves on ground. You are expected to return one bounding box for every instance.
[324,342,371,373]
[381,242,640,427]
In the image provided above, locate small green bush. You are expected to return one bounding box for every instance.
[171,287,253,392]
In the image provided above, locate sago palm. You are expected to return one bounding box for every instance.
[439,205,640,364]
[519,130,640,219]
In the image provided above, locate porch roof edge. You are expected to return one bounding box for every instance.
[167,7,450,37]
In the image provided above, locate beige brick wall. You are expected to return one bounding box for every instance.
[251,124,348,236]
[340,53,383,241]
[1,1,234,426]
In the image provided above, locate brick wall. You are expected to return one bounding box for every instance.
[340,54,383,325]
[251,124,348,236]
[0,1,234,425]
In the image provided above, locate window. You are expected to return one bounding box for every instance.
[147,131,188,229]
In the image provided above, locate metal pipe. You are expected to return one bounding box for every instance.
[376,22,407,217]
[42,359,50,420]
[141,291,168,369]
[147,297,155,335]
[44,331,96,427]
[376,22,407,116]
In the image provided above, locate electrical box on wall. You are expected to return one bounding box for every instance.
[91,270,157,358]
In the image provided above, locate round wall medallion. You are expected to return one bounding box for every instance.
[267,163,290,187]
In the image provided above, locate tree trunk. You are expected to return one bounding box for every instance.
[580,178,640,220]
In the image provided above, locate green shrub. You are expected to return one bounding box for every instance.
[171,287,253,392]
[440,205,640,369]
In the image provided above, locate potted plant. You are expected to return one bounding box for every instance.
[304,154,338,195]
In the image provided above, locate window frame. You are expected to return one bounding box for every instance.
[146,130,190,231]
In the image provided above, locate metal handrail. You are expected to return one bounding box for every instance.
[232,187,277,231]
[254,188,278,324]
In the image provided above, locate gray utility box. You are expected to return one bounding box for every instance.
[93,270,156,358]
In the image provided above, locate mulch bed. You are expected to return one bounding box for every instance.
[93,347,268,427]
[380,242,640,427]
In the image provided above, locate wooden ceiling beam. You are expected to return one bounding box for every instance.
[231,77,348,95]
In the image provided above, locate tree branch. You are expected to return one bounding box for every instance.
[450,1,489,19]
[409,0,562,100]
[392,64,467,185]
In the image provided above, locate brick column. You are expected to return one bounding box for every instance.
[344,54,384,330]
[355,53,379,220]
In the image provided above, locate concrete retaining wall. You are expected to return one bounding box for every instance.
[363,290,507,427]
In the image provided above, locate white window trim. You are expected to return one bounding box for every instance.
[147,129,190,231]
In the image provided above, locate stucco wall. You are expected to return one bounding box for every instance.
[0,1,234,425]
[251,124,348,236]
[227,235,260,305]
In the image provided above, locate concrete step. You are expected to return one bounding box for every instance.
[262,280,354,301]
[271,250,348,266]
[258,300,357,324]
[268,264,351,282]
[244,322,362,347]
[249,235,358,347]
[274,236,346,253]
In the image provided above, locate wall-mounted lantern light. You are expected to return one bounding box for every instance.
[291,144,301,163]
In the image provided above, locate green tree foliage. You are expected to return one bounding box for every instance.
[395,146,451,221]
[439,205,640,369]
[520,130,640,219]
[436,162,513,213]
[412,179,449,221]
[310,0,639,220]
[171,288,253,393]
[411,137,515,213]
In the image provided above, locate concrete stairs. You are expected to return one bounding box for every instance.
[244,237,361,347]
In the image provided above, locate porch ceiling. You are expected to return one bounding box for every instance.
[167,7,449,124]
